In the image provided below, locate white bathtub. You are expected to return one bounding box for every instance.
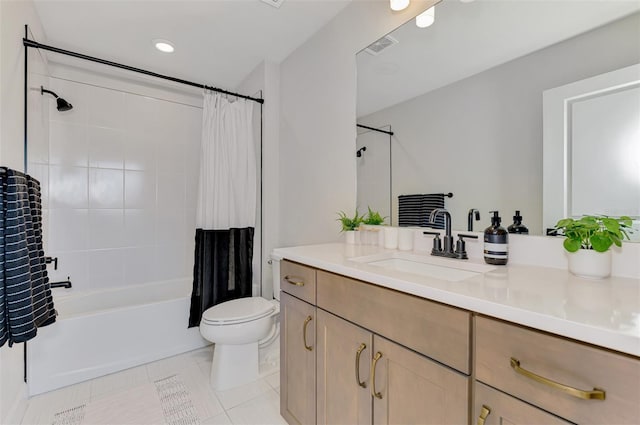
[27,279,208,396]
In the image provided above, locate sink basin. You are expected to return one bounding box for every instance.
[348,252,495,282]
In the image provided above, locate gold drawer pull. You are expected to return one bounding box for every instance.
[477,405,491,425]
[371,351,383,399]
[355,343,367,388]
[302,316,313,351]
[284,275,305,287]
[510,357,606,400]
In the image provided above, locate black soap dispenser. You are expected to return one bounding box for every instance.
[484,211,508,265]
[508,210,529,234]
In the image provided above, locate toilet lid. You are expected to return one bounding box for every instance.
[202,297,275,325]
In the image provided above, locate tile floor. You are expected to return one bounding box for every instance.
[20,347,286,425]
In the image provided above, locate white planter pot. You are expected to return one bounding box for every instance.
[345,230,356,245]
[568,249,612,279]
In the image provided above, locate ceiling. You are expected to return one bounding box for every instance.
[357,0,640,117]
[33,0,352,91]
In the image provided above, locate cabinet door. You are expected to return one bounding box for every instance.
[474,382,574,425]
[371,336,469,425]
[281,292,316,425]
[316,309,372,425]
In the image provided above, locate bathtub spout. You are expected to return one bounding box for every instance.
[50,278,72,289]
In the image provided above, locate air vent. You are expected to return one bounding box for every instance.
[261,0,284,8]
[364,34,399,56]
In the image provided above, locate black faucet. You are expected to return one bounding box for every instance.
[468,209,480,231]
[424,208,478,259]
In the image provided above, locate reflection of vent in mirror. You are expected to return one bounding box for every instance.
[364,34,398,56]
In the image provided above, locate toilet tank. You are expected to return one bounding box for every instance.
[271,255,282,301]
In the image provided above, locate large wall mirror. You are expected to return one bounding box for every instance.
[356,0,640,237]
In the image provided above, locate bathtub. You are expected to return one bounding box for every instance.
[27,278,209,396]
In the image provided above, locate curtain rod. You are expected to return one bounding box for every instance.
[23,38,265,105]
[356,124,394,136]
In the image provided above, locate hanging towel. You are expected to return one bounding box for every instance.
[398,193,446,229]
[188,92,256,328]
[0,168,55,347]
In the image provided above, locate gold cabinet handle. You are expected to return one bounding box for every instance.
[370,351,383,399]
[510,357,605,400]
[284,275,305,287]
[477,405,491,425]
[355,343,367,388]
[302,316,313,351]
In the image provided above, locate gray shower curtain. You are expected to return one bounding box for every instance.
[188,92,256,328]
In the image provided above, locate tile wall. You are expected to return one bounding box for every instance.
[29,77,202,292]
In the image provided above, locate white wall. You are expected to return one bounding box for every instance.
[29,66,202,293]
[278,0,436,248]
[358,13,640,235]
[0,0,49,421]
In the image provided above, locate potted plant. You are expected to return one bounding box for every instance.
[337,210,363,244]
[361,207,387,245]
[554,215,632,279]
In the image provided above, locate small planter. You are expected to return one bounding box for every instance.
[345,230,357,245]
[567,249,612,279]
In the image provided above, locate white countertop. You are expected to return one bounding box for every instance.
[272,243,640,357]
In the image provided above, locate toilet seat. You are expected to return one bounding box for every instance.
[202,297,275,325]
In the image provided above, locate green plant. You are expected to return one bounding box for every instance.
[337,210,364,232]
[362,206,386,225]
[554,215,633,253]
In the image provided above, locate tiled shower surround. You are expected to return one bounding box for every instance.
[28,76,202,292]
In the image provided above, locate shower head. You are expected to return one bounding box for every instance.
[41,86,73,112]
[356,146,367,158]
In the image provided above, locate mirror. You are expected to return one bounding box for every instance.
[356,0,640,236]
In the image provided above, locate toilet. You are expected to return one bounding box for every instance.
[199,258,281,391]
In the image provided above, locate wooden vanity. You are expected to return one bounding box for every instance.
[277,255,640,425]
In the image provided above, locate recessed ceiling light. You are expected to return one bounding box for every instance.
[153,39,175,53]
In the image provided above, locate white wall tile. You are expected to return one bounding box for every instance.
[157,172,185,210]
[89,168,124,208]
[87,85,125,130]
[124,209,155,247]
[123,247,156,285]
[124,170,156,209]
[88,209,125,249]
[49,121,87,166]
[155,244,186,281]
[88,126,124,169]
[88,249,125,289]
[124,134,156,171]
[48,209,88,252]
[49,166,88,208]
[156,208,185,247]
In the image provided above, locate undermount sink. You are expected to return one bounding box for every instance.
[348,251,496,282]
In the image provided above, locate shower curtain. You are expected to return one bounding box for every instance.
[188,92,256,328]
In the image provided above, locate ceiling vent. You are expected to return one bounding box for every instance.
[261,0,285,8]
[364,34,399,56]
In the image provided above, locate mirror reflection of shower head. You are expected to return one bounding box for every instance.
[41,86,73,112]
[356,146,367,158]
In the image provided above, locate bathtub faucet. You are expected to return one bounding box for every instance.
[50,277,72,289]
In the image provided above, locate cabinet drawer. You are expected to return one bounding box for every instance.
[317,270,471,374]
[474,382,573,425]
[280,260,316,304]
[476,316,640,424]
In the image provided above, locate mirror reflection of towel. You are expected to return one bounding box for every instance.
[398,194,445,229]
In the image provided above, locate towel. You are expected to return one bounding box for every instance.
[398,193,446,229]
[0,168,55,347]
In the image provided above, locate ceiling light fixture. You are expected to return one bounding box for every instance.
[390,0,410,12]
[153,39,175,53]
[416,6,435,28]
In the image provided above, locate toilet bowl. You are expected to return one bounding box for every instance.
[199,258,281,391]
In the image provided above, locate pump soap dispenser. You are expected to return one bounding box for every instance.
[508,210,529,234]
[484,211,508,265]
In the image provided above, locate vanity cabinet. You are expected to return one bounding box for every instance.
[280,291,316,425]
[315,269,470,425]
[475,316,640,424]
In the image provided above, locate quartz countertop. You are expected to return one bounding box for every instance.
[272,243,640,357]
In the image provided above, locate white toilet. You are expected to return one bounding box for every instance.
[199,259,281,391]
